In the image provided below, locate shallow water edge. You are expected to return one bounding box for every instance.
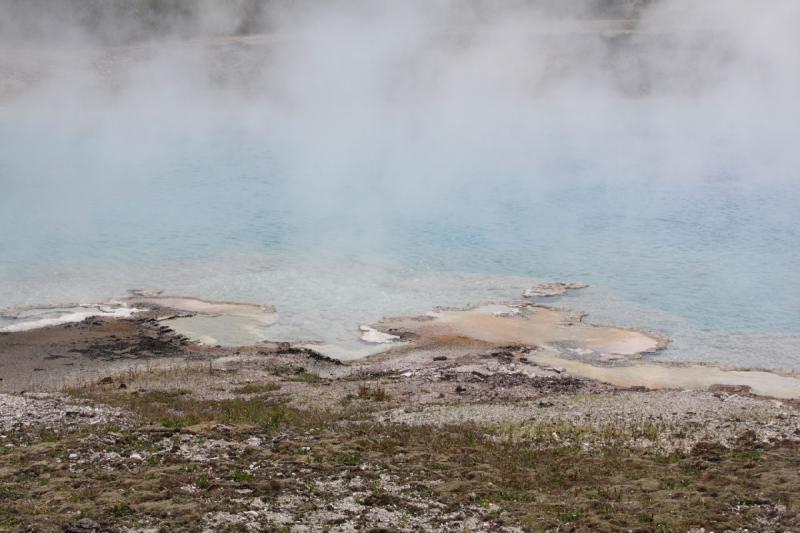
[2,289,798,400]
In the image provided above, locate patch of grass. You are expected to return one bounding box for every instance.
[655,450,685,464]
[233,383,281,394]
[339,453,361,466]
[731,449,763,462]
[161,418,187,429]
[232,470,253,483]
[2,420,797,532]
[69,386,321,431]
[289,371,322,384]
[43,367,798,532]
[148,389,191,400]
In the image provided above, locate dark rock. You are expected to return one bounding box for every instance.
[736,429,759,446]
[70,332,183,360]
[274,345,344,366]
[455,386,467,394]
[433,356,447,361]
[98,377,114,385]
[385,329,418,341]
[709,384,752,395]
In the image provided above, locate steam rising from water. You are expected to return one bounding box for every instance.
[1,1,798,366]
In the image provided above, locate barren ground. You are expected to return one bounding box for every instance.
[1,315,798,532]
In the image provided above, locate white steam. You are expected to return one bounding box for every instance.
[1,0,798,259]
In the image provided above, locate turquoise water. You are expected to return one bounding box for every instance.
[1,118,799,368]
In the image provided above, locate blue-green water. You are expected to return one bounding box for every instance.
[1,118,799,368]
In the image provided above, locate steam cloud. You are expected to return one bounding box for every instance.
[1,0,798,231]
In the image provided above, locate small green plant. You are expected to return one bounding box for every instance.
[731,449,762,462]
[161,418,186,429]
[340,453,361,466]
[108,502,134,518]
[233,383,281,394]
[655,450,685,464]
[476,498,492,508]
[232,470,253,483]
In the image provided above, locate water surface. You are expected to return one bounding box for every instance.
[1,116,798,368]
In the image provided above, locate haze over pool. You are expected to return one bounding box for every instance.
[1,1,798,368]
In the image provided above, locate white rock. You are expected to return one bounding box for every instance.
[359,325,399,344]
[245,437,262,447]
[523,281,589,298]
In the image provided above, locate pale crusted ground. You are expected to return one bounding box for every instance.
[382,389,800,452]
[0,392,128,437]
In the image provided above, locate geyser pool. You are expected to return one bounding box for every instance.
[1,122,798,368]
[1,1,799,368]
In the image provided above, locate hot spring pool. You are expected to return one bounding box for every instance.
[1,122,798,368]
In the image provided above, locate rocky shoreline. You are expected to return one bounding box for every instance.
[1,304,799,531]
